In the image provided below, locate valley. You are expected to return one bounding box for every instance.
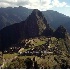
[2,36,70,69]
[0,9,70,69]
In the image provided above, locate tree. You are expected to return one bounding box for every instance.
[33,57,39,69]
[33,61,39,69]
[24,58,33,69]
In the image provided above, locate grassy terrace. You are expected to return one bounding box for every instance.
[3,37,61,60]
[3,53,17,59]
[34,40,46,46]
[3,37,70,69]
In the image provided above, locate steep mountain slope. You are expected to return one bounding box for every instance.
[0,7,70,34]
[24,9,50,37]
[0,6,32,30]
[0,9,52,51]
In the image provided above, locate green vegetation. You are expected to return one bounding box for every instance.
[3,57,26,69]
[2,37,70,69]
[3,54,70,69]
[3,53,17,59]
[34,40,46,46]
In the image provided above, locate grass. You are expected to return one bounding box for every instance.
[3,53,18,59]
[3,53,70,69]
[10,54,58,68]
[18,55,35,60]
[34,41,46,46]
[3,37,70,69]
[20,48,31,53]
[33,38,46,46]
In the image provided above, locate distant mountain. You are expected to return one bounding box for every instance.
[42,10,70,33]
[0,7,70,34]
[0,9,53,51]
[0,6,32,30]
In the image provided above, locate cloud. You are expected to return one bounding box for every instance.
[52,0,67,7]
[0,0,70,11]
[66,5,70,7]
[0,0,18,7]
[0,2,10,7]
[23,0,53,11]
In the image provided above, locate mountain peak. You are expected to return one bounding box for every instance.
[32,9,39,13]
[26,9,47,24]
[32,9,41,14]
[31,9,44,19]
[25,9,48,37]
[54,25,67,38]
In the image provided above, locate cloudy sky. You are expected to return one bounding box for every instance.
[0,0,70,16]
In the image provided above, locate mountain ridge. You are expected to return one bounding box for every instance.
[1,9,53,51]
[0,7,70,34]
